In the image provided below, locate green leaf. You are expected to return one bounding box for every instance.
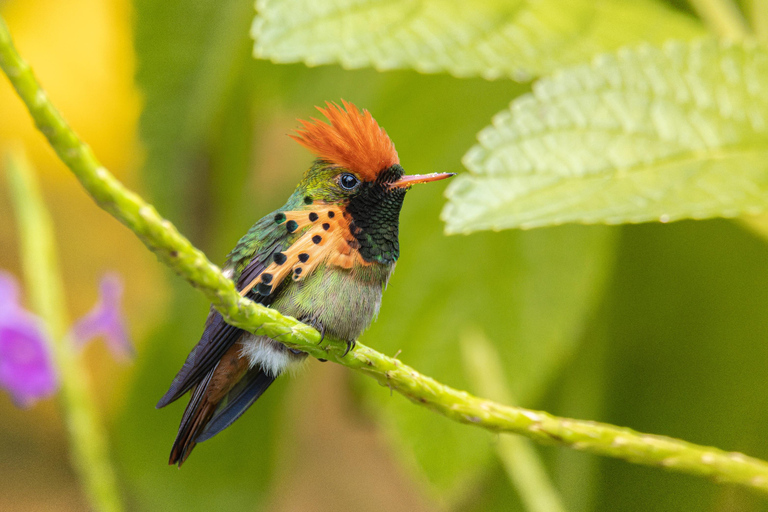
[134,0,255,225]
[115,286,287,512]
[293,71,616,500]
[359,221,615,500]
[443,40,768,233]
[252,0,701,80]
[258,67,616,500]
[592,220,768,510]
[116,2,285,510]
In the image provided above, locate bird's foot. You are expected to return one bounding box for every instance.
[298,316,355,358]
[304,318,328,361]
[299,315,326,344]
[342,339,357,357]
[317,323,326,344]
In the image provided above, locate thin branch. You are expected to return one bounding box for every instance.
[5,149,123,512]
[747,0,768,42]
[461,331,567,512]
[688,0,751,39]
[3,14,768,496]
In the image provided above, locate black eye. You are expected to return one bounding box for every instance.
[339,173,360,191]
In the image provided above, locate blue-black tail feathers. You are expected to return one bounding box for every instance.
[167,362,276,467]
[197,368,275,443]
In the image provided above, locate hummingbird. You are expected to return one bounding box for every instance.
[157,100,454,466]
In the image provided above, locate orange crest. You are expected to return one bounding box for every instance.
[290,100,399,181]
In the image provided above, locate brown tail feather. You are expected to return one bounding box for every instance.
[168,343,248,466]
[169,395,216,466]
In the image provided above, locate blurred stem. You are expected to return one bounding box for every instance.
[688,0,750,38]
[700,0,768,239]
[5,149,123,512]
[4,14,768,498]
[747,0,768,42]
[461,330,567,512]
[703,0,768,237]
[739,215,768,242]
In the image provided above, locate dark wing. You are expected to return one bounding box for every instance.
[156,238,283,409]
[196,366,276,442]
[157,205,329,409]
[156,309,243,408]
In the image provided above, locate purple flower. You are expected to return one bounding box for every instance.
[0,272,58,408]
[70,273,133,361]
[0,271,133,408]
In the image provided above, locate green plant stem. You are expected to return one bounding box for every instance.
[4,14,768,498]
[5,149,123,512]
[688,0,750,39]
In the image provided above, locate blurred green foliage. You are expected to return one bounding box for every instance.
[5,0,768,511]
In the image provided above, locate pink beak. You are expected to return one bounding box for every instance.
[389,172,456,189]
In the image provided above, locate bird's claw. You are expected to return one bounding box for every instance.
[299,315,354,357]
[342,339,356,357]
[317,323,326,344]
[299,316,328,361]
[300,316,326,344]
